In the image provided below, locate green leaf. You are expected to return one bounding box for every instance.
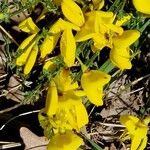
[86,137,103,150]
[99,59,115,73]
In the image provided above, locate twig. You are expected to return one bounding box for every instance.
[125,87,144,95]
[0,110,40,131]
[0,84,22,98]
[0,103,22,114]
[0,25,19,46]
[98,122,124,128]
[0,142,21,149]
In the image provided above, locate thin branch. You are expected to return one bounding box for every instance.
[0,110,40,131]
[0,103,22,114]
[0,25,19,46]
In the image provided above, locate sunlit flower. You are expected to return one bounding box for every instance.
[16,17,40,74]
[81,70,111,106]
[47,130,83,150]
[54,0,85,27]
[75,10,123,51]
[45,69,88,132]
[120,115,150,150]
[16,34,39,74]
[40,18,80,67]
[110,30,140,70]
[18,17,39,34]
[132,0,150,15]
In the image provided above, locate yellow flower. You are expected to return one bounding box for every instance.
[45,81,58,116]
[110,30,140,70]
[75,11,123,42]
[47,130,83,150]
[23,44,39,75]
[16,34,39,74]
[81,70,111,106]
[120,115,150,150]
[75,10,123,51]
[61,0,85,27]
[60,29,76,67]
[45,69,88,132]
[16,17,40,74]
[132,0,150,15]
[40,18,80,67]
[18,17,39,34]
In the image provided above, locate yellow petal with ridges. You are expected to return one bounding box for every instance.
[45,81,58,116]
[16,34,37,66]
[60,29,76,67]
[61,0,85,27]
[18,17,39,34]
[24,44,38,75]
[81,70,111,106]
[132,0,150,15]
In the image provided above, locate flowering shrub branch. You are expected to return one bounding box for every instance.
[0,0,150,149]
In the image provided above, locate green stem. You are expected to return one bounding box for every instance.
[73,51,99,82]
[139,19,150,33]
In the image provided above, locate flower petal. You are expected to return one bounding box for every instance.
[60,29,76,67]
[113,30,140,48]
[120,115,139,135]
[92,33,109,51]
[24,44,38,75]
[40,33,60,58]
[110,47,132,70]
[48,131,83,150]
[45,81,58,116]
[61,0,85,27]
[75,102,89,129]
[138,136,147,150]
[131,136,142,150]
[75,11,100,42]
[18,17,39,34]
[54,69,78,92]
[43,60,56,71]
[132,0,150,15]
[16,34,37,66]
[81,70,111,106]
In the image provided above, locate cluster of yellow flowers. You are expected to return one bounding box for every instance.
[15,0,150,149]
